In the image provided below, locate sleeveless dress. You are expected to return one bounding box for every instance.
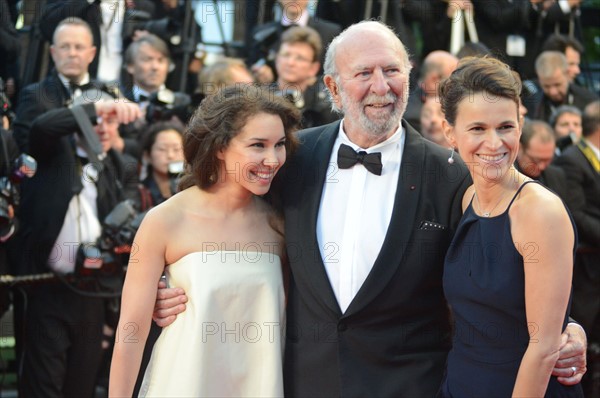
[441,181,583,397]
[139,251,285,397]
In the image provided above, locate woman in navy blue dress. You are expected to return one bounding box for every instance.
[438,56,584,397]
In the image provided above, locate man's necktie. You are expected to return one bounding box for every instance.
[337,143,383,175]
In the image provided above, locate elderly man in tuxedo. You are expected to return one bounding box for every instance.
[153,21,588,397]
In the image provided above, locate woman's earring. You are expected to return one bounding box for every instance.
[447,147,455,164]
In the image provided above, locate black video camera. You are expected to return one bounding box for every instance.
[123,10,181,46]
[74,200,146,295]
[0,154,37,238]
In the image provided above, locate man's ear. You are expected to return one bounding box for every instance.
[126,63,135,76]
[324,74,340,107]
[50,45,57,63]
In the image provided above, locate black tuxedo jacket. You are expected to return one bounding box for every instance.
[277,120,470,397]
[13,70,70,153]
[525,82,599,124]
[554,143,600,248]
[539,164,576,210]
[10,101,138,275]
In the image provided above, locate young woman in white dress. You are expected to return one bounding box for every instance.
[109,85,300,397]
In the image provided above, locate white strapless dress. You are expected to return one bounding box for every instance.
[139,251,285,397]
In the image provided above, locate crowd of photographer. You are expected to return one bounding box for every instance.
[0,3,196,393]
[0,0,598,396]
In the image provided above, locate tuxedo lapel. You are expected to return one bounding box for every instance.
[344,121,425,316]
[287,122,342,315]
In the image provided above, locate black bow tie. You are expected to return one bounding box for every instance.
[69,81,94,95]
[138,94,149,102]
[337,143,383,175]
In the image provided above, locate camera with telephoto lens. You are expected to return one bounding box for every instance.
[123,9,182,46]
[0,154,37,238]
[145,88,191,124]
[74,200,147,295]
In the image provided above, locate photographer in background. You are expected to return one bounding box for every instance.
[272,26,338,128]
[119,33,190,159]
[12,97,141,398]
[0,128,22,316]
[131,0,203,94]
[40,0,157,84]
[139,120,184,207]
[9,17,142,397]
[250,0,340,84]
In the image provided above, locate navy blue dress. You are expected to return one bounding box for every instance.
[441,181,583,397]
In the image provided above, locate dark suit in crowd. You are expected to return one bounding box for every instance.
[525,81,598,124]
[554,140,600,343]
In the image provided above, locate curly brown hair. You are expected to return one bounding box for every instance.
[178,85,301,190]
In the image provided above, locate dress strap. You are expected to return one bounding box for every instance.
[506,180,539,211]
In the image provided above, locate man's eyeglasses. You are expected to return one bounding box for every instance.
[277,52,313,64]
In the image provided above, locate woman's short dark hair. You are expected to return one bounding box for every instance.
[439,56,522,126]
[142,120,185,154]
[179,85,301,190]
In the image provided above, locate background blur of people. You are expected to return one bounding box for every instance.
[419,96,448,148]
[516,119,571,204]
[404,50,458,132]
[119,34,191,159]
[524,51,597,123]
[197,57,254,99]
[541,34,585,84]
[554,100,600,398]
[272,25,338,128]
[249,0,340,84]
[551,104,583,154]
[139,120,184,207]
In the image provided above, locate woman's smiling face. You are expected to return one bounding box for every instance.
[444,91,521,184]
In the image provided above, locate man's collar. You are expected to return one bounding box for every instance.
[133,84,165,102]
[583,137,600,160]
[58,73,90,89]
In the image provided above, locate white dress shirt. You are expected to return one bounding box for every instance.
[48,148,102,274]
[58,73,91,100]
[96,0,125,83]
[316,121,405,313]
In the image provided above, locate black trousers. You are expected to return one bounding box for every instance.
[19,282,105,398]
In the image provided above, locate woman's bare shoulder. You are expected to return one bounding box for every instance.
[510,182,571,236]
[141,188,199,227]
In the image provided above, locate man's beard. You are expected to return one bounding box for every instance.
[339,89,407,139]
